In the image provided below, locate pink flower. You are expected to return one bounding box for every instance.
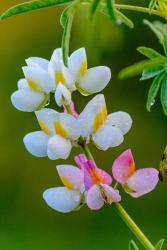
[75,154,121,210]
[112,149,159,198]
[63,101,79,118]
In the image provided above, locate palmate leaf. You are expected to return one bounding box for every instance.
[137,46,164,59]
[140,66,165,80]
[146,72,165,111]
[155,239,165,250]
[118,57,167,79]
[90,0,101,21]
[129,240,139,250]
[106,0,117,21]
[161,73,167,115]
[0,0,73,20]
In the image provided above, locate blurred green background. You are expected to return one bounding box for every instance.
[0,1,167,249]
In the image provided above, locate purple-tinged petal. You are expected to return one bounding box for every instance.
[126,168,159,198]
[112,149,135,184]
[74,154,87,170]
[86,185,104,210]
[96,168,112,185]
[100,184,121,204]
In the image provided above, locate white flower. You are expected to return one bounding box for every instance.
[23,108,80,160]
[43,164,84,213]
[78,94,132,150]
[48,48,75,107]
[68,48,111,95]
[11,58,54,112]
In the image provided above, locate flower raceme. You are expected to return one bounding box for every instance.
[23,108,80,160]
[11,48,111,111]
[43,154,121,213]
[112,149,159,197]
[78,94,133,150]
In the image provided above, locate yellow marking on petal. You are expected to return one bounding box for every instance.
[27,79,42,91]
[80,60,87,76]
[60,176,73,189]
[93,104,108,131]
[55,71,65,85]
[39,121,50,135]
[54,122,69,138]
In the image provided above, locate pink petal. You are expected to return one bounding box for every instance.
[112,149,135,184]
[86,185,104,210]
[63,101,79,118]
[74,154,87,170]
[56,165,84,192]
[101,184,121,204]
[126,168,159,198]
[82,160,112,190]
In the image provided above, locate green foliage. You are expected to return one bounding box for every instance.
[106,0,117,21]
[148,0,157,11]
[0,0,72,20]
[119,20,167,116]
[155,239,165,250]
[159,146,167,181]
[129,240,139,250]
[90,0,101,21]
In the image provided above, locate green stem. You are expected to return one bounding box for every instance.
[113,203,155,250]
[78,139,95,161]
[114,4,166,18]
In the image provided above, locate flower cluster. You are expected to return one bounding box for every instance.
[43,150,159,212]
[11,47,159,212]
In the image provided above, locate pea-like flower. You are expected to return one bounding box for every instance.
[78,94,132,150]
[23,108,80,160]
[112,149,159,198]
[43,164,85,213]
[75,154,121,210]
[11,58,54,112]
[68,48,111,95]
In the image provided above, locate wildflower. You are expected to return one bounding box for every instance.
[112,149,159,197]
[78,94,132,150]
[43,164,85,213]
[68,48,111,95]
[11,58,54,112]
[75,154,121,210]
[23,108,80,160]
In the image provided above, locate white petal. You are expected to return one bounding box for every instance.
[92,124,124,150]
[86,185,104,210]
[26,57,49,70]
[78,94,107,137]
[43,187,81,213]
[11,89,45,112]
[54,113,80,140]
[47,135,72,160]
[107,112,132,135]
[23,66,54,93]
[55,83,71,107]
[48,56,74,89]
[50,48,63,62]
[57,165,84,192]
[77,66,111,95]
[35,108,57,136]
[23,131,49,157]
[68,48,87,80]
[17,79,29,89]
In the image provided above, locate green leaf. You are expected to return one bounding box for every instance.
[0,0,72,20]
[144,19,167,56]
[90,0,101,21]
[118,57,167,79]
[148,0,157,10]
[146,72,165,111]
[137,46,163,59]
[161,74,167,115]
[155,239,165,250]
[129,240,139,250]
[115,10,134,29]
[106,0,117,21]
[140,66,165,80]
